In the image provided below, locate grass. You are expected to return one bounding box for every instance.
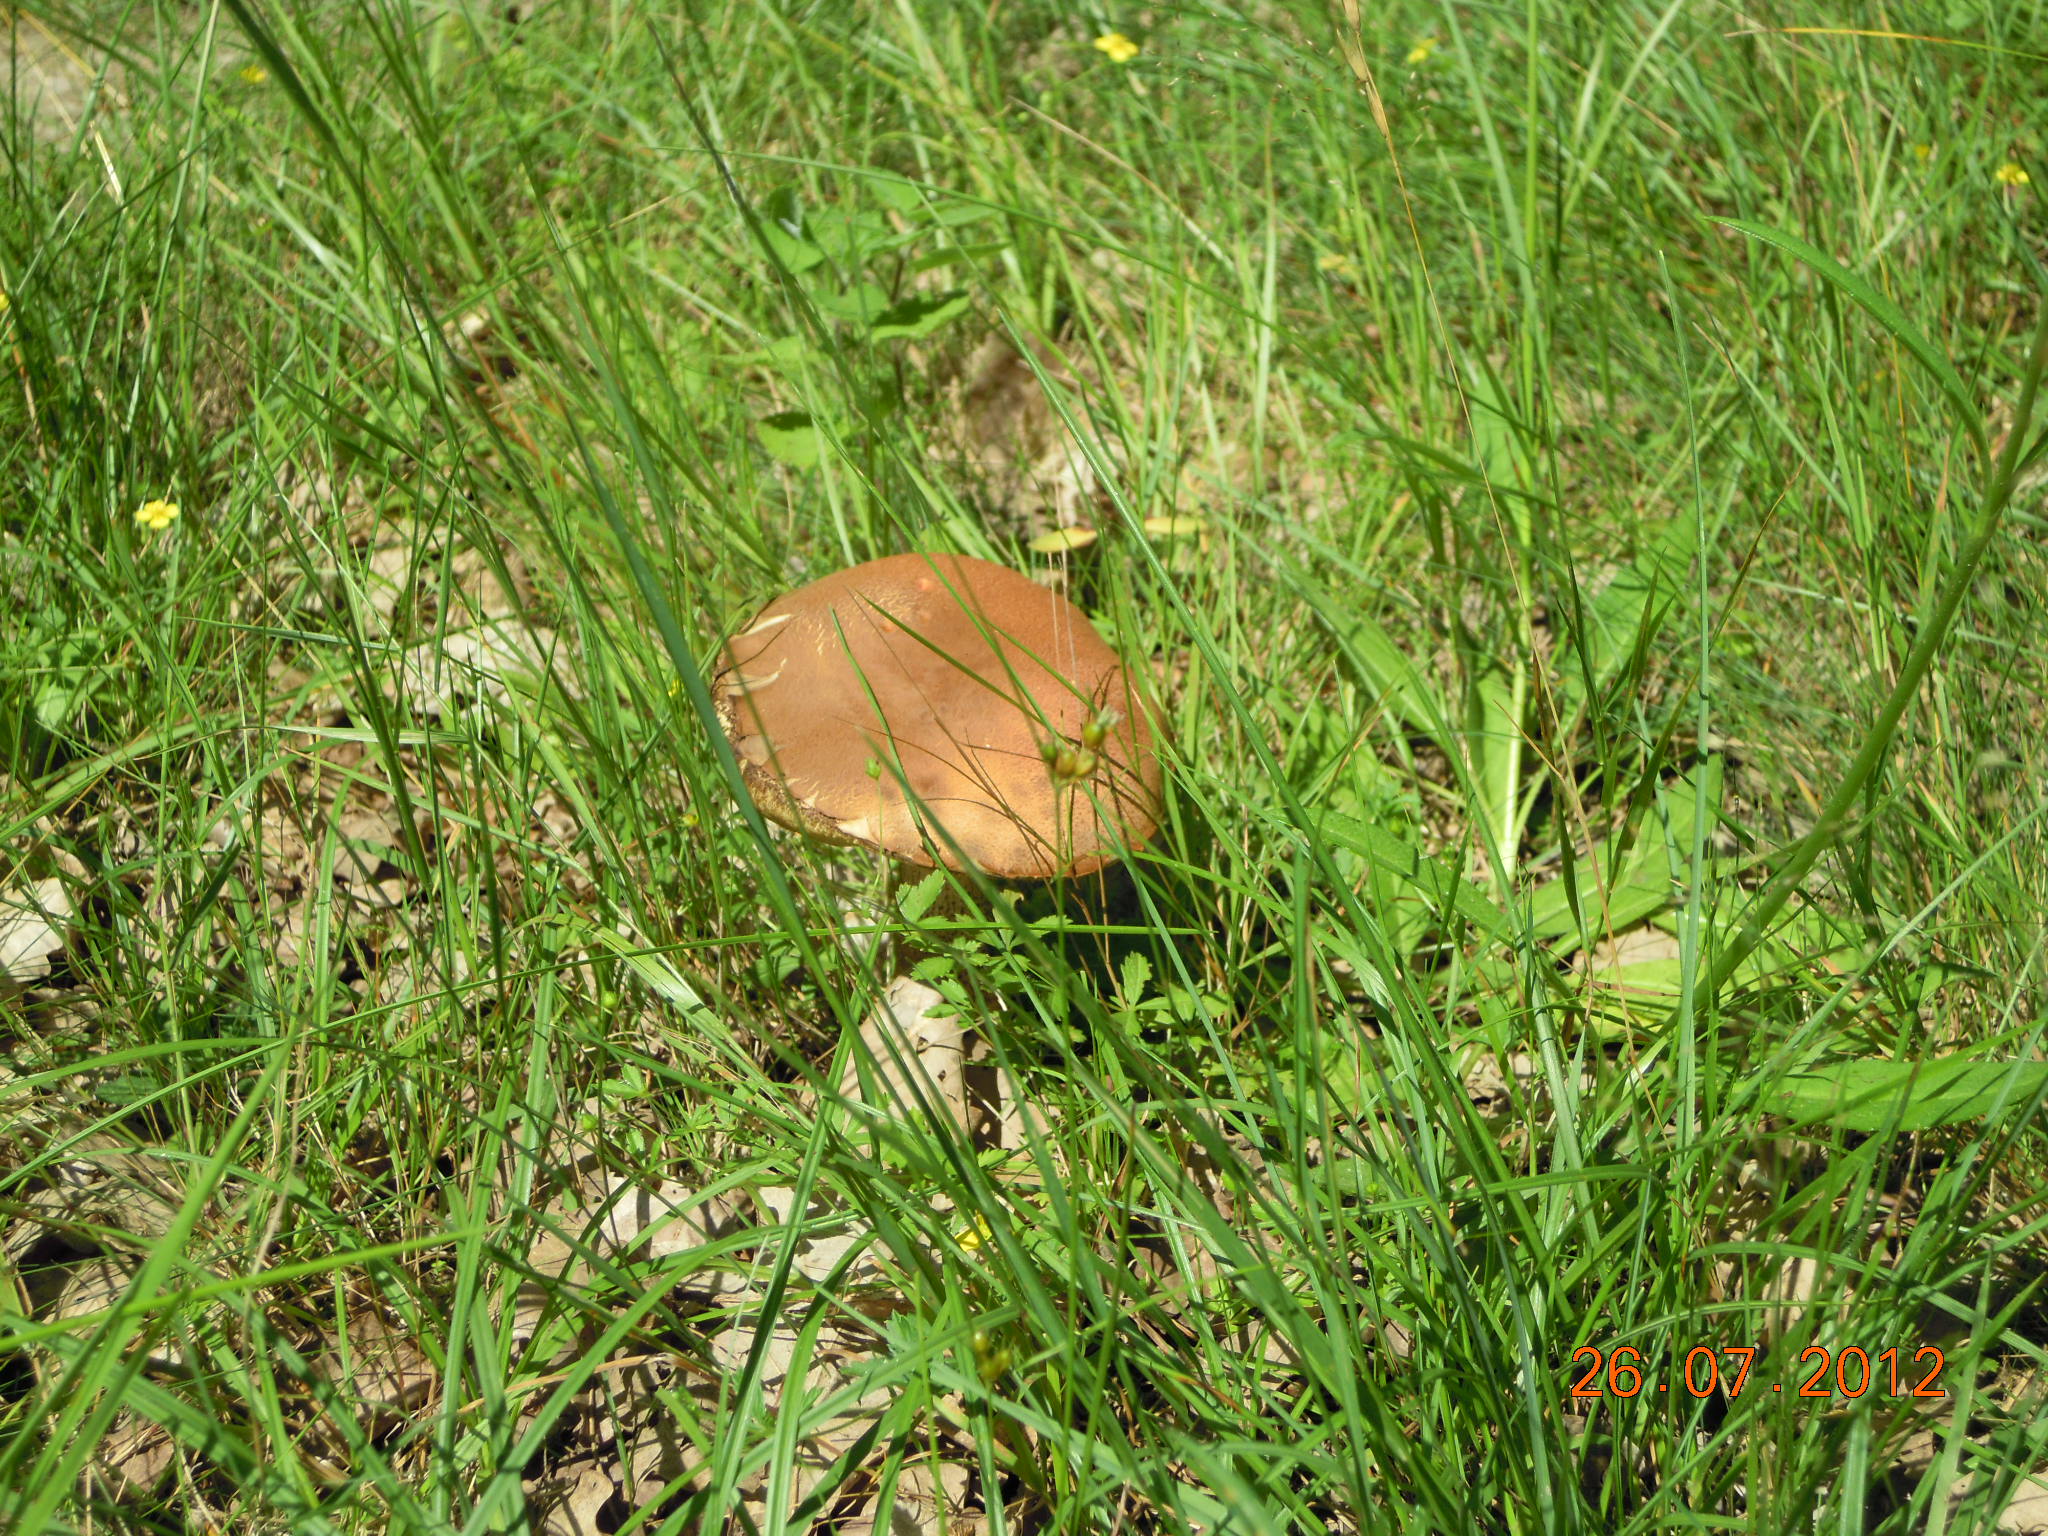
[3,0,2048,1530]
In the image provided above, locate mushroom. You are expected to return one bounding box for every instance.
[713,552,1161,881]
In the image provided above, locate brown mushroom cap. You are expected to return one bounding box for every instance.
[714,553,1162,879]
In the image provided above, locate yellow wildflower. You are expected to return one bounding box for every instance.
[957,1214,993,1251]
[0,290,9,315]
[238,63,268,85]
[1911,143,1933,163]
[1317,251,1359,280]
[134,498,180,532]
[1995,161,2030,186]
[1406,36,1438,65]
[1093,31,1140,64]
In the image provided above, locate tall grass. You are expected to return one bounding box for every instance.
[3,1,2047,1531]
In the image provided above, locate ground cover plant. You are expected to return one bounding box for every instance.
[3,0,2048,1530]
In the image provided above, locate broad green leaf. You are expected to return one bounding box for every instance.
[1575,903,1864,1029]
[1316,811,1508,938]
[1460,349,1531,492]
[868,289,973,341]
[1553,515,1689,709]
[1528,860,1671,946]
[759,187,825,274]
[732,334,814,368]
[809,206,900,265]
[764,184,805,237]
[1526,758,1721,946]
[756,410,825,468]
[762,223,825,274]
[33,673,85,734]
[670,363,712,405]
[1760,1057,2048,1134]
[858,381,902,425]
[909,240,1010,274]
[868,173,924,213]
[933,199,996,228]
[1576,927,1685,1002]
[810,281,891,323]
[1321,607,1450,738]
[1715,218,1981,448]
[1470,666,1521,852]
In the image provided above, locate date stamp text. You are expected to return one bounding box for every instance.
[1571,1345,1948,1401]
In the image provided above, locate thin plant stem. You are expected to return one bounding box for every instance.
[1701,294,2048,1004]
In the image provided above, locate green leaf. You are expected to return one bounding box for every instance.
[909,241,1010,274]
[868,289,973,341]
[32,674,85,735]
[933,200,995,228]
[1321,607,1451,739]
[858,381,902,426]
[868,174,924,214]
[1118,951,1152,1006]
[810,281,891,323]
[737,333,815,369]
[898,868,947,922]
[1315,812,1508,938]
[1553,515,1690,708]
[762,225,826,274]
[759,188,825,274]
[1760,1057,2048,1134]
[1526,758,1722,946]
[764,184,805,236]
[1714,218,1981,448]
[92,1072,166,1107]
[809,206,900,266]
[756,410,825,468]
[1460,349,1532,491]
[1469,666,1520,853]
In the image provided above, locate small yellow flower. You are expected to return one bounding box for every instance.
[238,63,268,85]
[1911,143,1933,163]
[1093,31,1140,64]
[1995,161,2030,186]
[0,289,10,315]
[134,498,180,532]
[1406,36,1438,65]
[957,1214,993,1251]
[1317,251,1359,280]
